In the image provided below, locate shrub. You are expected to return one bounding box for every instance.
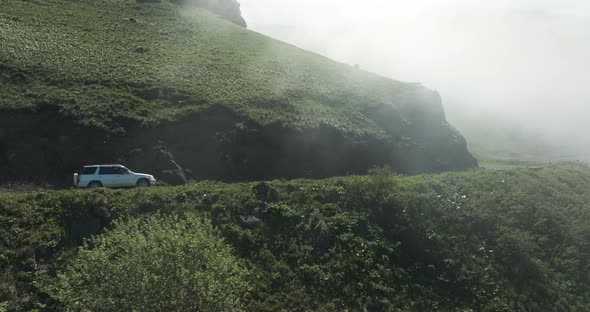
[43,213,249,312]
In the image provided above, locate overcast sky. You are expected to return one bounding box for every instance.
[241,0,590,25]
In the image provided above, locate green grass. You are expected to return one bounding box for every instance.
[0,0,435,136]
[2,163,590,311]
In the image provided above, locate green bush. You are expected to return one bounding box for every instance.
[43,213,249,312]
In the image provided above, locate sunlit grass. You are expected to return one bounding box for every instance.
[0,0,429,137]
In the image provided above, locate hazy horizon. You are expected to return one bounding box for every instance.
[241,0,590,25]
[237,1,590,162]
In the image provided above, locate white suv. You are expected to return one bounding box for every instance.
[73,165,157,188]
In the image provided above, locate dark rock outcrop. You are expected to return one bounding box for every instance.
[364,88,478,173]
[0,99,477,187]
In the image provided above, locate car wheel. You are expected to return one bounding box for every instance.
[136,179,150,188]
[88,181,102,189]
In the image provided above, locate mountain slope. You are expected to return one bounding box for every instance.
[0,0,476,185]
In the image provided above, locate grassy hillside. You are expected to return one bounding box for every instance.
[1,0,427,135]
[2,163,590,311]
[0,0,476,184]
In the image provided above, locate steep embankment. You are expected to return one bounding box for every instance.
[2,164,590,311]
[0,0,476,186]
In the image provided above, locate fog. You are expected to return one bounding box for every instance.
[240,0,590,162]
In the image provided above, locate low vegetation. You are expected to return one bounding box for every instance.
[42,214,249,311]
[1,163,590,311]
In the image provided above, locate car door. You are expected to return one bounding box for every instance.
[97,166,116,187]
[115,167,133,187]
[121,168,136,187]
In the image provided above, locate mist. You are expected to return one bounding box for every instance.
[240,0,590,162]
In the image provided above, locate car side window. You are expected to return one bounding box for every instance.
[82,167,97,175]
[98,167,116,175]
